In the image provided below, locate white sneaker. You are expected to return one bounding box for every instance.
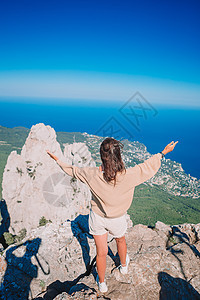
[118,253,130,275]
[96,275,108,293]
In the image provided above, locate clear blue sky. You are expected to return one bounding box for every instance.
[0,0,200,106]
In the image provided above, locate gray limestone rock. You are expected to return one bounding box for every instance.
[1,123,200,299]
[0,220,199,300]
[2,123,94,235]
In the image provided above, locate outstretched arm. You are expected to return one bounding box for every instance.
[130,140,179,186]
[46,150,76,177]
[46,150,90,183]
[46,150,58,161]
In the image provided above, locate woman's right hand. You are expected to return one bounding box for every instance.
[162,141,178,155]
[46,150,59,161]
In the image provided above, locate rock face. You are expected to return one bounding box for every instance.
[1,123,200,299]
[0,220,199,300]
[2,123,95,235]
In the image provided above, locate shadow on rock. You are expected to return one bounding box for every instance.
[71,214,96,276]
[1,237,45,299]
[0,199,10,249]
[171,226,200,258]
[34,277,97,300]
[167,226,200,280]
[158,272,200,300]
[71,214,119,277]
[34,214,118,299]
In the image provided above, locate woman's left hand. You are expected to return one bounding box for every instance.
[46,150,58,161]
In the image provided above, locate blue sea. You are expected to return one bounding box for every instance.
[0,97,200,179]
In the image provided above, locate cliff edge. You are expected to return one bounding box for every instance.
[0,220,199,299]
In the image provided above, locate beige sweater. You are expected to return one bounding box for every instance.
[56,152,162,218]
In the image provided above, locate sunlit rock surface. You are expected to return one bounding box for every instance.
[0,220,199,300]
[2,123,94,235]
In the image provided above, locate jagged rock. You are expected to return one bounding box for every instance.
[155,221,171,237]
[194,224,200,241]
[0,220,199,300]
[1,123,200,299]
[196,241,200,252]
[2,123,95,235]
[172,223,200,244]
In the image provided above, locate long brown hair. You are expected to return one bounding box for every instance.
[100,137,126,186]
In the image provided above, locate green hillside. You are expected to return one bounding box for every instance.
[57,131,87,151]
[0,125,199,227]
[128,184,200,226]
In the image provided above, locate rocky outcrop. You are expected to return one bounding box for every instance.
[2,123,95,235]
[0,220,199,300]
[1,123,200,299]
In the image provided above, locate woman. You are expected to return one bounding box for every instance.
[47,138,178,293]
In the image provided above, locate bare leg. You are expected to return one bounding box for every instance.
[115,236,127,266]
[93,232,108,283]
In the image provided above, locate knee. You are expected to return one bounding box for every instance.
[115,236,126,244]
[96,246,108,257]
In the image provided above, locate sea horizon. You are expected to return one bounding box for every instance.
[0,97,199,180]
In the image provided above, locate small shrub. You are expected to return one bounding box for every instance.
[16,228,27,242]
[39,216,51,227]
[70,177,77,183]
[40,280,45,290]
[3,232,15,246]
[16,167,23,176]
[3,228,27,246]
[81,156,87,163]
[169,236,177,245]
[26,162,42,180]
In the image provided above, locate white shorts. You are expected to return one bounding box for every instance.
[89,209,127,238]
